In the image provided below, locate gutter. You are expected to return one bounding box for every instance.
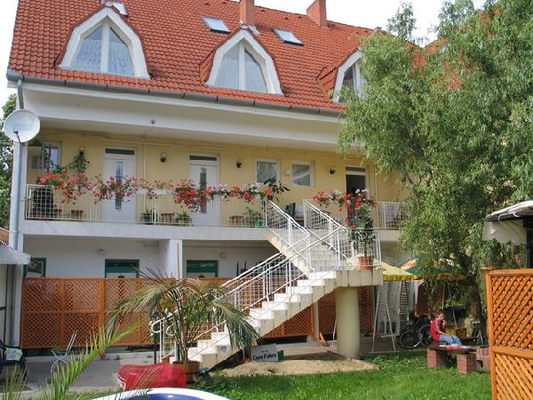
[6,69,342,117]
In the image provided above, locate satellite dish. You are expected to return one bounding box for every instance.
[4,109,40,143]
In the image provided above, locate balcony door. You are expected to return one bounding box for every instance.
[103,148,136,223]
[189,155,219,226]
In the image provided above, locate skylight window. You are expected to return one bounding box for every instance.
[273,29,303,46]
[203,17,230,34]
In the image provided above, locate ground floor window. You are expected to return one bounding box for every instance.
[104,259,139,278]
[186,260,218,278]
[24,257,46,277]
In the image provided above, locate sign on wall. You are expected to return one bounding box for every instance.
[251,344,279,363]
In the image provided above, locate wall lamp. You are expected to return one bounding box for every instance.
[236,159,242,168]
[78,146,85,155]
[160,152,167,163]
[329,165,337,175]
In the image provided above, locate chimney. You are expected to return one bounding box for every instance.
[307,0,327,28]
[240,0,255,27]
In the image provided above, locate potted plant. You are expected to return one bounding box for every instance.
[175,211,192,226]
[347,191,377,270]
[113,274,259,384]
[243,207,262,227]
[141,209,154,225]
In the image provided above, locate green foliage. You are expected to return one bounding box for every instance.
[387,2,416,42]
[197,352,490,400]
[338,0,533,314]
[0,94,16,228]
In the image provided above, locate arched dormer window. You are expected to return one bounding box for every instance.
[207,30,282,95]
[60,7,149,78]
[333,51,365,103]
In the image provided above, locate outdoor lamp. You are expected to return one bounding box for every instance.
[160,152,167,163]
[236,159,242,168]
[329,165,337,175]
[78,146,85,155]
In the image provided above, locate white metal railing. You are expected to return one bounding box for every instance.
[374,202,409,230]
[304,199,381,270]
[24,185,265,228]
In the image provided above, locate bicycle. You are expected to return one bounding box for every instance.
[398,313,432,349]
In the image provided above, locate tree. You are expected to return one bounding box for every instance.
[0,94,16,228]
[338,0,533,319]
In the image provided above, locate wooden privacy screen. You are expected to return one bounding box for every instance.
[21,278,374,349]
[486,269,533,400]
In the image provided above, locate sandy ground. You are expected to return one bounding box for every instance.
[218,359,378,377]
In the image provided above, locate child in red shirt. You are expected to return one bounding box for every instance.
[431,310,462,345]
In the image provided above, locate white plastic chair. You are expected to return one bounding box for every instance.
[50,331,77,373]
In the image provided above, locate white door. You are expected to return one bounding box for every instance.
[189,155,219,226]
[103,149,136,222]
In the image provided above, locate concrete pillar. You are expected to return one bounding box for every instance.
[335,287,360,359]
[312,302,320,341]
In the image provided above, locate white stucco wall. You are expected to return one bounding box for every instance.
[183,242,277,278]
[24,237,164,277]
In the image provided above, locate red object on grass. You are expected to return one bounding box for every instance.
[118,363,186,391]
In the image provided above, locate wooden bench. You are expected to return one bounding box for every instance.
[427,343,478,374]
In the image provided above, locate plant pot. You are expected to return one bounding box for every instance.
[358,255,374,270]
[229,215,244,226]
[70,209,84,220]
[159,212,174,225]
[172,360,200,384]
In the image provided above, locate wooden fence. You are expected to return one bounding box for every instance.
[486,269,533,400]
[21,278,374,349]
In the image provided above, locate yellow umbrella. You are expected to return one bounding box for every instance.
[381,261,417,281]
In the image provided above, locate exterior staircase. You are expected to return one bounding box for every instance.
[152,200,383,369]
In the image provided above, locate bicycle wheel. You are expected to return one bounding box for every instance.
[399,330,420,349]
[418,324,432,347]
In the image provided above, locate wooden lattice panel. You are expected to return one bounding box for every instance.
[21,313,61,348]
[493,352,533,399]
[64,279,100,311]
[105,279,141,311]
[64,313,100,346]
[283,306,313,336]
[486,269,533,400]
[23,279,62,312]
[490,274,533,350]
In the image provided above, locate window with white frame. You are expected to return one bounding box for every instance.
[207,30,283,95]
[60,8,149,78]
[334,51,365,103]
[256,160,280,184]
[37,142,61,172]
[292,162,314,187]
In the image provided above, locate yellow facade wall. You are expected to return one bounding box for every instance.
[27,129,407,219]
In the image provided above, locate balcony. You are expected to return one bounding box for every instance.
[373,201,409,230]
[24,185,265,229]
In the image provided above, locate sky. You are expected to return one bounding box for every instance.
[0,0,483,107]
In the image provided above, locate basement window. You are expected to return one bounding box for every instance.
[203,17,230,34]
[273,29,303,46]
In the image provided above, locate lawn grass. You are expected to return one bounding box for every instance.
[195,351,491,400]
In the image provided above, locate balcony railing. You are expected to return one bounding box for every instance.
[24,185,265,228]
[373,201,409,230]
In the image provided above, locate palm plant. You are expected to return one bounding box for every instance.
[112,270,259,365]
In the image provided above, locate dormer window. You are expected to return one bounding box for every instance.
[333,51,365,103]
[207,30,283,95]
[60,7,149,78]
[73,24,134,76]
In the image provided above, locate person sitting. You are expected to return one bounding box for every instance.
[430,310,462,345]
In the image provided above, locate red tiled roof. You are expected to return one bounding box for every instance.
[9,0,376,111]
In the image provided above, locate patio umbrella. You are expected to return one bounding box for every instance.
[398,258,465,280]
[483,201,533,268]
[382,261,416,281]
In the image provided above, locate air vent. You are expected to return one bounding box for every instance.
[273,29,303,46]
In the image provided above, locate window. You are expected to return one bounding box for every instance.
[273,29,303,46]
[60,8,149,78]
[187,260,218,278]
[339,61,365,102]
[105,259,139,278]
[36,142,61,172]
[73,24,134,75]
[256,160,279,184]
[207,30,283,95]
[24,258,46,278]
[292,162,314,187]
[215,43,268,93]
[203,17,230,34]
[333,51,365,103]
